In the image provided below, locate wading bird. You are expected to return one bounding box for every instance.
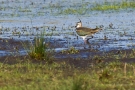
[76,19,102,44]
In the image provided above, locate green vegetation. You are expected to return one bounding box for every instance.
[27,32,53,62]
[0,58,135,90]
[1,0,135,90]
[19,9,32,12]
[1,0,135,17]
[61,6,87,15]
[91,1,135,11]
[58,1,135,15]
[2,40,135,90]
[61,46,79,54]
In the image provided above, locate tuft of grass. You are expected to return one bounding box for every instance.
[72,75,89,90]
[27,32,54,62]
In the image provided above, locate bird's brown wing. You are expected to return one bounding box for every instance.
[76,27,99,36]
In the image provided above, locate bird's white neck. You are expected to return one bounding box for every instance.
[76,22,82,28]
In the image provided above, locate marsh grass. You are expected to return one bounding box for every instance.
[91,1,135,11]
[1,0,135,17]
[1,44,135,90]
[58,3,88,15]
[1,59,135,90]
[27,32,54,62]
[58,1,135,15]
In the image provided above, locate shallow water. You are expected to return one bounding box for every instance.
[0,0,135,57]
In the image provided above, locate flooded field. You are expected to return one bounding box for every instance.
[0,0,135,58]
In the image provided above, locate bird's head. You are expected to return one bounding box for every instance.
[75,19,82,28]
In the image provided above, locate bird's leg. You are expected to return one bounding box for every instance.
[85,36,93,44]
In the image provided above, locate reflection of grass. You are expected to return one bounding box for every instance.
[91,1,135,11]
